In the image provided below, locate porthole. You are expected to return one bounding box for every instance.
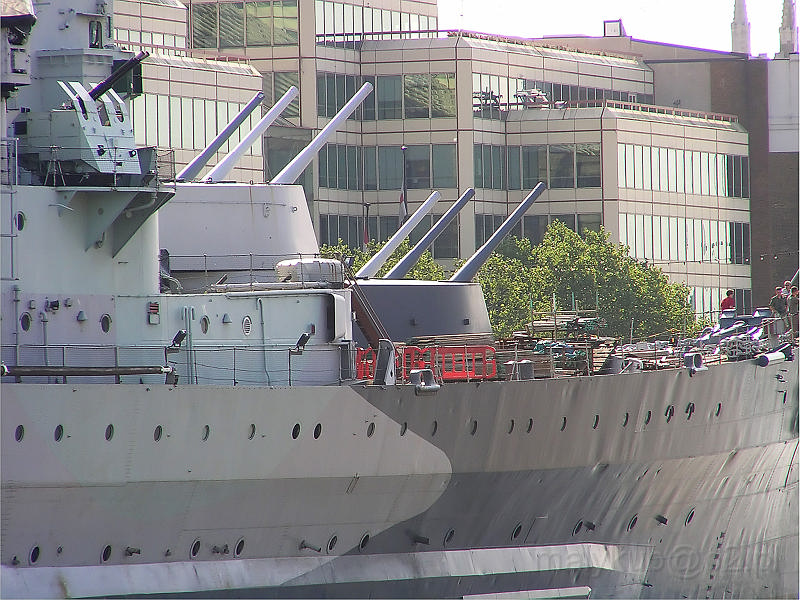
[685,509,695,526]
[248,424,256,440]
[191,539,200,558]
[292,423,301,439]
[400,422,408,436]
[199,316,210,334]
[102,545,112,562]
[592,414,599,429]
[469,420,478,435]
[526,418,533,433]
[242,316,252,336]
[20,312,32,331]
[153,425,163,441]
[443,529,455,546]
[359,533,370,551]
[627,514,638,532]
[234,538,245,557]
[512,523,523,540]
[431,420,438,436]
[572,520,583,536]
[622,412,629,427]
[367,422,375,437]
[507,419,515,434]
[100,314,112,333]
[665,405,674,423]
[15,212,26,231]
[327,535,338,553]
[715,403,722,417]
[105,424,114,441]
[54,424,64,442]
[201,424,210,441]
[313,423,322,439]
[644,410,652,425]
[14,425,24,442]
[29,546,40,564]
[560,416,567,431]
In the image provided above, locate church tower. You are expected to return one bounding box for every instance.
[731,0,752,55]
[778,0,798,57]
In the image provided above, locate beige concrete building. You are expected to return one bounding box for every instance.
[111,0,761,318]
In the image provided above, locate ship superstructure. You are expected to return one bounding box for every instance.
[1,0,798,597]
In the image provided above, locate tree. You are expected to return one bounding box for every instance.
[476,222,695,339]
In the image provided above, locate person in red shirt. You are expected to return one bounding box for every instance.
[720,289,735,311]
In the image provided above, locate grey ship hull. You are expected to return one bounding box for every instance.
[2,358,798,599]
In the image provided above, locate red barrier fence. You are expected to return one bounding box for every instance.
[356,345,497,383]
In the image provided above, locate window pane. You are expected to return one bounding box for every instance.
[576,143,600,187]
[433,215,459,258]
[625,144,635,189]
[431,73,456,117]
[522,145,547,188]
[405,144,430,189]
[507,146,521,190]
[473,144,483,188]
[432,144,457,188]
[667,148,677,192]
[491,145,504,190]
[363,146,377,190]
[347,145,357,190]
[552,214,576,231]
[318,144,328,187]
[692,151,701,195]
[274,0,298,45]
[377,75,402,119]
[404,73,429,118]
[577,213,601,234]
[642,145,651,190]
[274,71,299,117]
[524,215,547,246]
[617,143,626,188]
[220,3,244,47]
[633,145,643,189]
[549,144,574,188]
[362,75,376,120]
[316,74,326,116]
[482,145,492,188]
[246,0,272,46]
[380,215,399,241]
[336,144,347,189]
[192,3,217,48]
[741,156,749,197]
[378,146,402,189]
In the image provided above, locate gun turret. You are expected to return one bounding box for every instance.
[88,50,149,101]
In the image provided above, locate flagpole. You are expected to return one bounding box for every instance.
[400,145,409,224]
[362,202,370,251]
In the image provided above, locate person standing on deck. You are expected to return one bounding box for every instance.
[789,286,799,335]
[720,289,736,312]
[770,286,790,332]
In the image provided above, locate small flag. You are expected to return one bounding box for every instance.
[399,190,408,223]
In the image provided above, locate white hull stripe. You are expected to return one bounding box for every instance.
[2,543,652,598]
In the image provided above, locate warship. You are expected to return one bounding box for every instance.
[1,0,798,597]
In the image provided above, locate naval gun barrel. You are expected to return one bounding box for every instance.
[178,91,265,181]
[383,188,474,279]
[450,182,545,282]
[356,190,440,279]
[88,51,149,101]
[204,86,298,182]
[272,82,373,185]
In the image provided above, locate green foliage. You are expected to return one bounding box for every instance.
[321,224,699,341]
[319,239,444,281]
[477,222,696,340]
